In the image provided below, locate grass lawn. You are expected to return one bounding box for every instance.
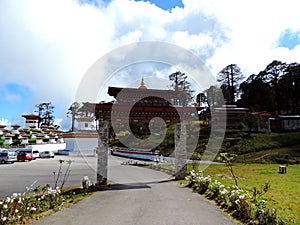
[191,163,300,223]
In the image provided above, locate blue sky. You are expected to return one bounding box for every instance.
[135,0,183,10]
[278,29,300,50]
[1,0,300,130]
[79,0,184,10]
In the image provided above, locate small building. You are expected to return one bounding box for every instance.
[22,114,40,129]
[269,115,300,132]
[35,134,44,144]
[74,117,96,131]
[0,125,6,136]
[62,132,98,156]
[63,116,97,156]
[21,134,29,145]
[4,134,14,145]
[209,105,249,132]
[11,125,21,135]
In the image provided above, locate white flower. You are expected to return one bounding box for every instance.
[220,189,228,194]
[31,207,36,211]
[239,194,245,199]
[3,204,8,209]
[259,209,265,213]
[2,216,7,221]
[12,193,18,198]
[15,209,19,213]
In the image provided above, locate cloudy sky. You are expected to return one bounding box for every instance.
[1,0,300,130]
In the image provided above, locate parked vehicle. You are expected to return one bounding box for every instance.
[0,151,17,164]
[17,151,33,161]
[32,150,40,159]
[39,151,55,158]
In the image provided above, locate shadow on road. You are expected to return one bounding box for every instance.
[106,179,173,191]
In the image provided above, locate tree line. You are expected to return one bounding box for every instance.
[66,61,300,131]
[197,60,300,115]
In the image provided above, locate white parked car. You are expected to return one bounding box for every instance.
[39,151,55,158]
[32,150,40,159]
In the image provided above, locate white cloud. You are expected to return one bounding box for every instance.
[199,0,300,75]
[1,0,300,130]
[0,118,11,127]
[4,94,22,103]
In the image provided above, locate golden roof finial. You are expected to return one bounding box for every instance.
[141,77,144,85]
[139,77,147,89]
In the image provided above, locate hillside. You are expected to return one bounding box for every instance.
[223,132,300,164]
[110,124,300,164]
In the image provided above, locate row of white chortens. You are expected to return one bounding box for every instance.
[0,114,64,146]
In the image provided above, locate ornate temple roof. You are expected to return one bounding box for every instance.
[22,114,40,120]
[94,80,203,124]
[138,77,147,90]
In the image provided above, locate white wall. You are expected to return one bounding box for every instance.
[75,120,96,131]
[64,137,98,155]
[28,143,66,153]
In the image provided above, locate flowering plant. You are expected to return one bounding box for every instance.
[185,170,210,194]
[0,184,63,225]
[185,170,292,224]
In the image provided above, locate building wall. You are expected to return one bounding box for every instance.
[269,117,300,132]
[74,120,96,131]
[25,120,38,129]
[64,137,98,155]
[29,143,66,153]
[282,119,300,131]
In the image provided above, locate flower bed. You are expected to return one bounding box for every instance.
[185,170,295,225]
[0,185,63,225]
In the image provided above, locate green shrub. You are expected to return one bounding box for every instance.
[0,185,63,225]
[185,171,295,225]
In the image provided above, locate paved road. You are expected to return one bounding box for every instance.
[0,156,96,198]
[31,156,237,225]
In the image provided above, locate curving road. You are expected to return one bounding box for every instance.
[31,155,237,225]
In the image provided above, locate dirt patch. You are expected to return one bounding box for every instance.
[254,152,278,161]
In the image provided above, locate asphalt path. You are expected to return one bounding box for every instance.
[30,155,237,225]
[0,155,96,198]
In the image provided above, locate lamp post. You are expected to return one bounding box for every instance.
[95,119,109,185]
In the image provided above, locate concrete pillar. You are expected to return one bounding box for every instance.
[174,123,187,180]
[96,121,109,185]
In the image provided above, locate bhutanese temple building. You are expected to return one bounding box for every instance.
[63,79,203,156]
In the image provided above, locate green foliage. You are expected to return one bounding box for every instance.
[0,184,63,225]
[221,132,300,164]
[217,153,239,187]
[28,138,36,144]
[185,170,296,224]
[185,170,210,194]
[188,163,300,224]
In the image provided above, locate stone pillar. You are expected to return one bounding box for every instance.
[96,121,109,185]
[174,123,187,180]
